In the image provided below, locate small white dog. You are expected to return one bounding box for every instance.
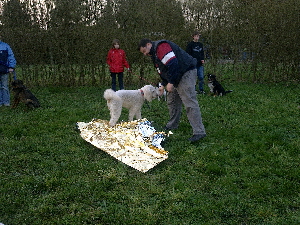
[157,82,167,101]
[104,85,159,127]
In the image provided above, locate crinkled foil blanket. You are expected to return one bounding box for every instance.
[77,118,169,173]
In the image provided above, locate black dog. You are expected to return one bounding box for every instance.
[207,74,233,96]
[11,79,40,108]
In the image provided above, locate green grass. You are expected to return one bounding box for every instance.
[0,83,299,224]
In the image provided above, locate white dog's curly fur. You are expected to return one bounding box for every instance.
[104,85,159,127]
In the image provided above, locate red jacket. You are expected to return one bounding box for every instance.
[106,48,130,73]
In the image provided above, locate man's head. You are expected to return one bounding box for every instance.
[138,39,152,56]
[192,31,200,42]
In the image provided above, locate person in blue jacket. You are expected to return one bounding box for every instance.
[0,34,16,106]
[138,39,206,142]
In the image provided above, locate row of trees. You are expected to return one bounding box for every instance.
[0,0,299,81]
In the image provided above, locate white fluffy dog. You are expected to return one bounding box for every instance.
[104,85,159,127]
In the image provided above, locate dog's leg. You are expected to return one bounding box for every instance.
[128,109,135,121]
[128,108,137,121]
[109,114,120,127]
[26,99,35,109]
[109,104,122,127]
[12,97,20,108]
[128,106,142,121]
[135,109,142,120]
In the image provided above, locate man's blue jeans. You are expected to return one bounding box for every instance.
[0,73,10,105]
[197,66,204,92]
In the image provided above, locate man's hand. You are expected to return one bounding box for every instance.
[166,83,174,92]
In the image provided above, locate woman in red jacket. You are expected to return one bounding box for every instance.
[106,39,130,91]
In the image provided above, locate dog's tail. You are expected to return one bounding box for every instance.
[225,90,233,94]
[103,89,121,101]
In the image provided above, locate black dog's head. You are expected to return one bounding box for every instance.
[11,79,25,89]
[207,74,217,82]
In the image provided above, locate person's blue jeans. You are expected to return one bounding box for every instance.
[0,73,10,106]
[110,72,124,91]
[197,66,204,92]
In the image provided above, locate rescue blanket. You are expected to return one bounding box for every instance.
[77,118,169,173]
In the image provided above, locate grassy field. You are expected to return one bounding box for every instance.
[0,82,299,224]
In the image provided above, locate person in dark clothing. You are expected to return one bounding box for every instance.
[138,39,206,142]
[186,31,205,94]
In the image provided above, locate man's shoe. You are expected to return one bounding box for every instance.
[188,134,206,142]
[163,126,172,131]
[163,126,177,131]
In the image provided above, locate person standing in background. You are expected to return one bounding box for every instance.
[186,31,205,94]
[0,34,16,106]
[106,39,130,91]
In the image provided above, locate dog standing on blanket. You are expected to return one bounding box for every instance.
[104,85,160,127]
[11,79,40,108]
[207,74,233,96]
